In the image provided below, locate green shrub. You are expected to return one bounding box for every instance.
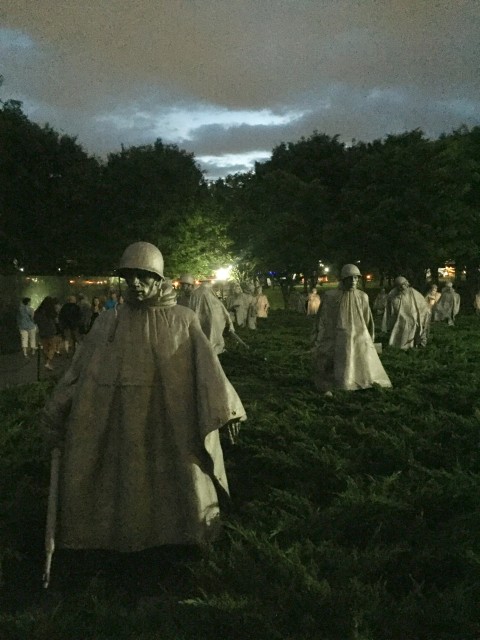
[1,313,480,639]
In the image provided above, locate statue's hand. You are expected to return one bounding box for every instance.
[226,420,241,444]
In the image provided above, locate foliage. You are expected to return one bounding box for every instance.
[93,140,207,271]
[0,383,52,586]
[1,310,480,639]
[214,134,346,304]
[166,203,234,279]
[215,127,480,294]
[0,103,232,276]
[0,101,100,273]
[332,130,480,286]
[3,100,480,291]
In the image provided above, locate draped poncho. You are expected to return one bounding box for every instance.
[188,284,233,354]
[312,288,391,391]
[306,291,321,316]
[434,288,461,325]
[231,292,255,327]
[382,286,429,349]
[42,289,246,552]
[255,294,270,318]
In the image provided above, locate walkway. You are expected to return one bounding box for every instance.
[0,350,71,389]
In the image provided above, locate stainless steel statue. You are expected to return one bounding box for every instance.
[312,264,392,392]
[188,278,236,354]
[382,276,429,349]
[433,282,461,326]
[41,242,246,575]
[176,273,196,307]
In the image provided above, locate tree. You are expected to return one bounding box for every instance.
[332,131,447,286]
[93,140,207,271]
[216,134,347,306]
[431,127,480,296]
[0,100,100,273]
[166,201,234,279]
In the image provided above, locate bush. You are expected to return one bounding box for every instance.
[1,313,480,639]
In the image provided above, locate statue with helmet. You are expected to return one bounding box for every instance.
[254,285,270,320]
[188,277,236,355]
[312,264,392,393]
[176,273,196,307]
[382,275,430,348]
[230,282,257,329]
[41,241,246,579]
[306,287,321,316]
[432,282,460,326]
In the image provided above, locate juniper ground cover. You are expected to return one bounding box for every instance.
[0,309,479,639]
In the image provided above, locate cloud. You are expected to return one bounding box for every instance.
[1,1,480,176]
[197,151,272,179]
[95,103,306,142]
[0,27,34,49]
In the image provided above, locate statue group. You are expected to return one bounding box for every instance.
[40,244,466,584]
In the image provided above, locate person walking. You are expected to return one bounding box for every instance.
[17,297,37,357]
[58,296,81,355]
[34,297,58,370]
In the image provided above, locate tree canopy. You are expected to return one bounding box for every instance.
[214,128,480,297]
[1,100,480,296]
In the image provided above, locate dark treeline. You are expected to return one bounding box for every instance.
[2,99,480,299]
[214,130,480,304]
[0,99,227,277]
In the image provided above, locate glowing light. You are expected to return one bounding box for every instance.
[324,267,330,273]
[213,266,233,281]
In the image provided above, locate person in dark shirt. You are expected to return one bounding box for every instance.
[58,296,81,355]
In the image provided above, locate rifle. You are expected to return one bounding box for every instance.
[229,330,249,350]
[43,447,61,589]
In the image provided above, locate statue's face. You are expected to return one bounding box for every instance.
[122,269,162,302]
[343,275,359,290]
[180,282,193,294]
[399,282,409,292]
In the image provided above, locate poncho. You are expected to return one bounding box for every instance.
[425,289,441,309]
[42,290,246,552]
[433,288,460,325]
[231,292,255,327]
[188,284,233,354]
[312,288,391,391]
[382,286,429,349]
[306,291,321,316]
[372,292,388,315]
[474,293,480,313]
[175,291,191,307]
[255,294,270,318]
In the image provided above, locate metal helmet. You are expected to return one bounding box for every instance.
[340,264,361,279]
[179,273,195,285]
[117,242,164,279]
[394,276,409,287]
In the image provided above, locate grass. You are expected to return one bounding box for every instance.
[0,310,479,639]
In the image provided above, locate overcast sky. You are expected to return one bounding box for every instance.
[1,0,479,178]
